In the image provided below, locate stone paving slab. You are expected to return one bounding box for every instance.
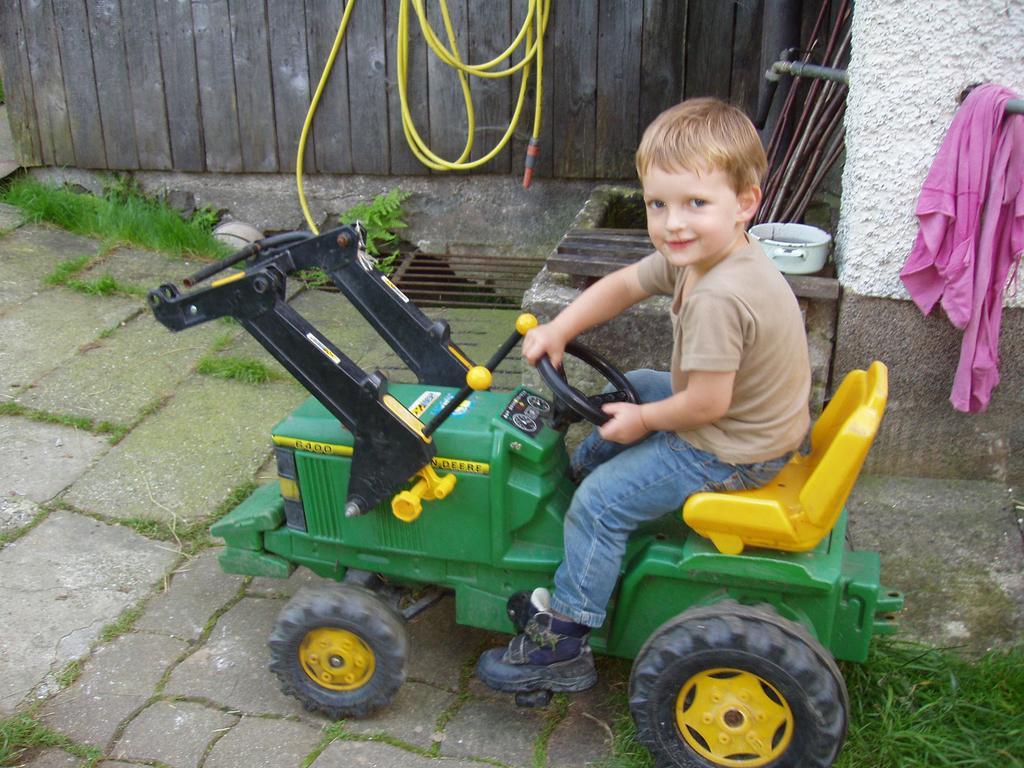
[78,245,207,293]
[342,681,456,749]
[203,716,324,768]
[441,695,547,766]
[0,493,39,536]
[41,632,188,747]
[17,312,227,427]
[405,596,493,692]
[0,510,179,715]
[246,564,327,599]
[134,548,246,642]
[63,376,306,522]
[0,222,101,307]
[163,597,309,719]
[847,475,1024,653]
[20,748,80,768]
[545,674,622,768]
[0,416,111,503]
[111,700,238,768]
[0,225,101,309]
[0,223,101,265]
[0,288,140,392]
[311,739,479,768]
[0,201,26,232]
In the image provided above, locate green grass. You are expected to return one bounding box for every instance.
[98,603,144,644]
[0,713,100,767]
[43,256,146,298]
[296,267,333,288]
[837,641,1024,767]
[118,517,170,541]
[55,660,82,689]
[0,176,229,259]
[65,274,128,297]
[597,641,1024,768]
[43,254,93,285]
[0,401,127,442]
[195,355,283,384]
[301,722,348,768]
[533,693,572,768]
[119,480,257,556]
[209,330,237,353]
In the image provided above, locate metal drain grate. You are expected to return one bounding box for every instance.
[389,251,544,309]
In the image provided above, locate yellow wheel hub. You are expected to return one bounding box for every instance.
[676,668,794,767]
[299,627,375,691]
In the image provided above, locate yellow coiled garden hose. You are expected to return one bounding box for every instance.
[297,0,551,234]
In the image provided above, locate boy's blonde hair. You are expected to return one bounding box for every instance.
[635,98,767,193]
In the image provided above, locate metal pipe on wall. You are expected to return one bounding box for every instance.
[756,0,803,137]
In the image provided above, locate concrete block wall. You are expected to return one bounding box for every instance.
[836,0,1024,482]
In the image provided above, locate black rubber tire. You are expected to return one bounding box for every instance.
[268,584,408,719]
[628,601,848,768]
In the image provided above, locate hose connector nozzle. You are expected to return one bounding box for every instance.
[522,138,541,189]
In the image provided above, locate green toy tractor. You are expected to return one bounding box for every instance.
[149,225,902,768]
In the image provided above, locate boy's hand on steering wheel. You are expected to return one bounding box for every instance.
[598,402,650,444]
[522,324,568,368]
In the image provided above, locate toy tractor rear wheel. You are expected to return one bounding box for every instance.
[628,601,847,768]
[268,584,407,719]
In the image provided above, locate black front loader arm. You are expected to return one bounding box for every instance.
[294,230,472,388]
[301,228,468,385]
[169,226,472,386]
[147,233,440,516]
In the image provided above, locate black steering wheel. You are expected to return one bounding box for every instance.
[536,341,640,426]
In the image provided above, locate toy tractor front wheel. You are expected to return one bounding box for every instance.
[628,602,847,768]
[268,584,408,719]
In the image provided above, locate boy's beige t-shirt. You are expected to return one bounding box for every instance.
[635,239,810,464]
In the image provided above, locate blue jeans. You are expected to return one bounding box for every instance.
[550,370,792,627]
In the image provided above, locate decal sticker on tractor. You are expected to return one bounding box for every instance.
[305,332,340,364]
[409,391,441,416]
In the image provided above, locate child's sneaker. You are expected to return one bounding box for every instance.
[476,588,597,693]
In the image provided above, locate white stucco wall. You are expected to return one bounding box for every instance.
[837,0,1024,304]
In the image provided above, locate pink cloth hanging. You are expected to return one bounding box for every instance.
[900,84,1024,412]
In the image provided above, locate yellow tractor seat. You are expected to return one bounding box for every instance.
[683,362,888,555]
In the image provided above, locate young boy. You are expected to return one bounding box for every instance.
[476,98,811,693]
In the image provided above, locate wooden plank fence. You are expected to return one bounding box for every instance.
[0,0,826,178]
